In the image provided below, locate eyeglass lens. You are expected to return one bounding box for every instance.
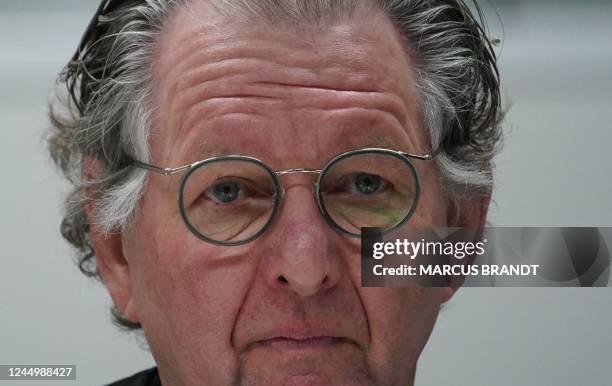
[319,152,418,236]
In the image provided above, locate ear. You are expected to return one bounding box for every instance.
[83,157,140,324]
[90,227,140,323]
[440,189,492,303]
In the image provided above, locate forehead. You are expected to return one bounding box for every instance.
[155,2,411,80]
[149,2,425,166]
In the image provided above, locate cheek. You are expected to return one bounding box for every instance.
[356,168,446,380]
[126,192,260,383]
[359,288,443,381]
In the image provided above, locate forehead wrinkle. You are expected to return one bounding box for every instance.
[172,57,381,122]
[164,32,414,138]
[158,38,380,143]
[155,0,418,99]
[177,87,413,153]
[155,10,403,103]
[178,98,276,143]
[166,82,421,168]
[166,56,407,148]
[155,12,415,104]
[177,77,410,138]
[166,34,381,101]
[177,105,417,164]
[156,14,373,89]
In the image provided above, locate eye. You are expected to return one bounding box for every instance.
[206,179,244,203]
[326,172,390,196]
[352,173,384,195]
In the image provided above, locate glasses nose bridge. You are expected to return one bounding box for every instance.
[274,168,323,200]
[275,167,322,176]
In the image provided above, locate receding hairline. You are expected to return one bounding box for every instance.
[177,0,386,27]
[153,0,402,70]
[147,0,429,162]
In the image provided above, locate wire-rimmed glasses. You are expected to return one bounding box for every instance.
[130,148,435,246]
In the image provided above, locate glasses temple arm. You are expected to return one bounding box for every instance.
[131,160,191,175]
[401,150,439,161]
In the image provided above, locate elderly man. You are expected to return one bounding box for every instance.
[48,0,501,385]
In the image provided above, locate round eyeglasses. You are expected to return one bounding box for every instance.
[130,148,435,246]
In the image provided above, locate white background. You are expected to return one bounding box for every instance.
[1,1,611,385]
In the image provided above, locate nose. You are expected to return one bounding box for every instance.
[260,183,342,297]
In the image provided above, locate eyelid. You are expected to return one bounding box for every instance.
[204,177,273,200]
[324,172,389,194]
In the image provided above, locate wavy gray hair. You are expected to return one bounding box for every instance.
[48,0,502,329]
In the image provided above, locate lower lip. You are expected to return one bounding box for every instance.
[259,336,344,350]
[283,374,333,386]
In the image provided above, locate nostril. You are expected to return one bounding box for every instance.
[278,275,288,284]
[321,276,328,285]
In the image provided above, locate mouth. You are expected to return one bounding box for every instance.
[240,323,364,355]
[258,336,347,350]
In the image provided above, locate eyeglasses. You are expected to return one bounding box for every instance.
[130,148,435,246]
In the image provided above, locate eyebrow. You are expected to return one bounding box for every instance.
[361,137,403,150]
[139,131,432,176]
[356,133,419,153]
[192,143,233,160]
[189,132,418,160]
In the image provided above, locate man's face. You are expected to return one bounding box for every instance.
[115,4,451,386]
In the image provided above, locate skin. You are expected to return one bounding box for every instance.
[91,3,489,386]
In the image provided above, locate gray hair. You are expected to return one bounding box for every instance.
[48,0,502,329]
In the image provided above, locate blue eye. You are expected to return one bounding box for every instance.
[209,181,242,203]
[323,173,390,196]
[353,173,383,195]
